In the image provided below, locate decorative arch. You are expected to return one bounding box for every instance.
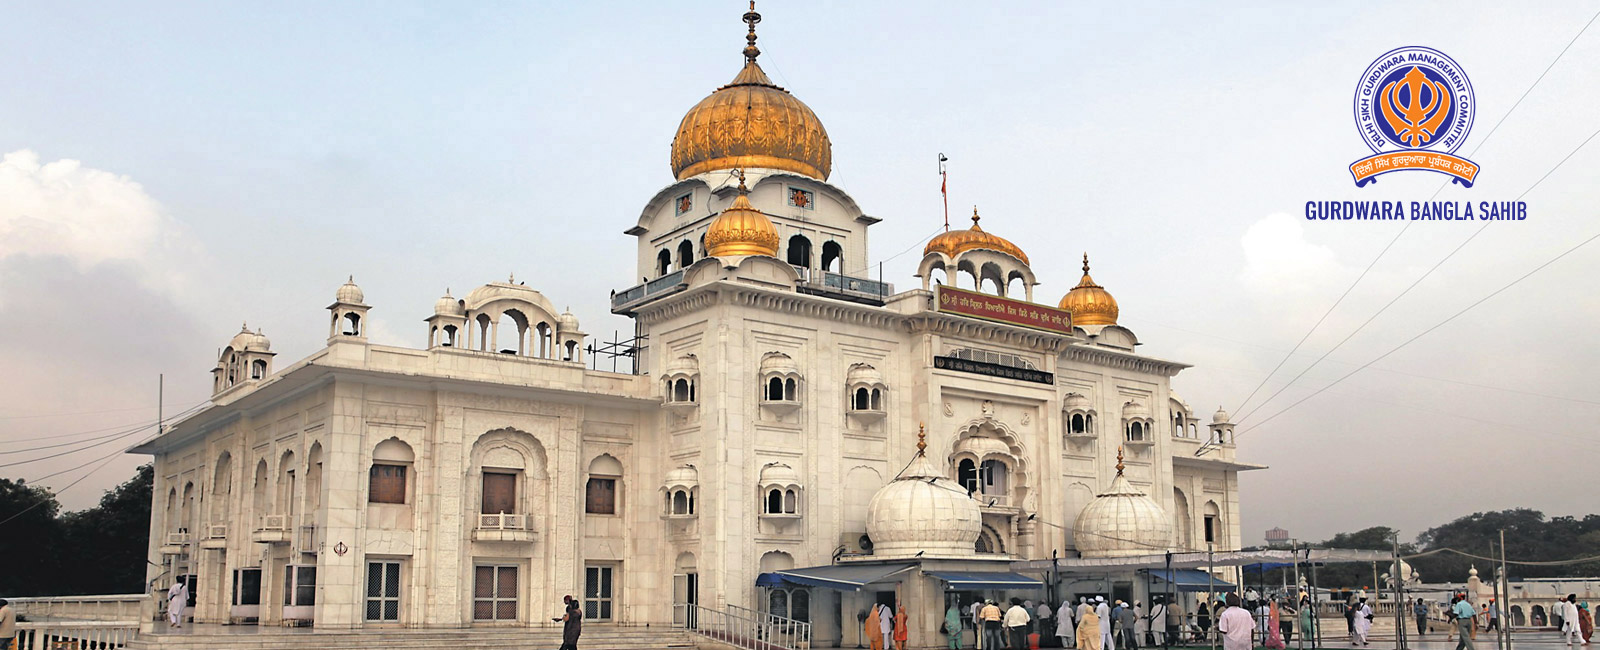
[759,550,795,573]
[820,241,842,272]
[468,428,551,521]
[786,233,812,268]
[947,418,1032,508]
[676,551,699,572]
[1064,481,1095,548]
[1172,487,1193,550]
[211,451,234,523]
[976,523,1006,555]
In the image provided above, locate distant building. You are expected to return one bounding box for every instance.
[1265,527,1290,544]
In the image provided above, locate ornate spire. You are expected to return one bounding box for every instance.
[736,168,748,192]
[1082,252,1091,275]
[916,424,927,454]
[1115,445,1126,476]
[742,1,762,62]
[971,206,982,228]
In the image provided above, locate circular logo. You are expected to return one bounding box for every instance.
[1353,47,1474,154]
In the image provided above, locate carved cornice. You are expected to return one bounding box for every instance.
[1059,344,1190,377]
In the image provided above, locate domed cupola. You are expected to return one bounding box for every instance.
[705,173,781,257]
[434,289,465,317]
[923,208,1030,265]
[1072,447,1171,558]
[866,426,983,558]
[669,2,832,181]
[1058,253,1119,326]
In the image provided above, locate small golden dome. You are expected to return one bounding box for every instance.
[923,208,1030,265]
[705,173,780,257]
[1058,253,1119,326]
[669,3,832,181]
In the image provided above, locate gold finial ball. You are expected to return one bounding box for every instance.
[704,172,780,257]
[916,424,928,453]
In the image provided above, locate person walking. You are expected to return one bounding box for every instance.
[558,595,583,650]
[868,603,885,650]
[895,604,909,650]
[1486,600,1500,632]
[1097,598,1114,650]
[1196,602,1211,643]
[880,603,896,650]
[167,580,189,629]
[1414,598,1429,637]
[1005,598,1032,650]
[1564,595,1584,647]
[973,600,986,650]
[1264,599,1286,650]
[1453,594,1477,650]
[948,603,967,650]
[1077,600,1102,650]
[1118,601,1138,650]
[1057,600,1077,649]
[1297,595,1317,646]
[1578,602,1593,645]
[1351,597,1373,646]
[1039,601,1054,640]
[982,599,1006,650]
[1343,598,1358,640]
[0,599,15,650]
[1216,594,1255,650]
[1147,598,1167,647]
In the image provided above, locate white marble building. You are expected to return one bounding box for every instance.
[133,5,1259,644]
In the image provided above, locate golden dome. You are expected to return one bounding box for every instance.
[1058,253,1119,326]
[704,173,780,257]
[922,208,1031,264]
[669,4,832,181]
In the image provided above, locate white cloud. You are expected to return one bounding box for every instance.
[1239,213,1343,297]
[0,149,199,301]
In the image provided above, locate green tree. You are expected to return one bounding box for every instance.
[59,464,153,594]
[0,478,65,595]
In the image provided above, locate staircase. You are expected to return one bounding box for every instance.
[126,627,697,650]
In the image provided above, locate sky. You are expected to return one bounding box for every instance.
[2,2,1598,546]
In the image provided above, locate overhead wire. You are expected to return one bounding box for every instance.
[1226,8,1600,422]
[0,403,204,470]
[0,447,130,527]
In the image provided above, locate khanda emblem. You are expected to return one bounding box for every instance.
[1380,66,1451,148]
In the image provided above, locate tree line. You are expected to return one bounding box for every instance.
[0,465,152,597]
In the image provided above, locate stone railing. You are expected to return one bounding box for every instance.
[15,621,139,649]
[7,594,146,623]
[6,595,144,649]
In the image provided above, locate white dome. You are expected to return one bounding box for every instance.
[665,354,699,376]
[559,310,581,331]
[434,291,465,316]
[952,435,1011,460]
[759,352,798,375]
[866,447,981,558]
[1064,393,1091,410]
[1073,457,1171,558]
[758,462,802,487]
[846,363,884,386]
[1212,406,1230,424]
[336,277,365,304]
[462,280,559,318]
[1122,401,1151,419]
[244,329,271,352]
[664,465,699,490]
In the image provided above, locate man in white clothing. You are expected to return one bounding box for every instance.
[1563,595,1583,647]
[1352,598,1373,646]
[1148,599,1167,646]
[1097,597,1115,650]
[1217,594,1256,650]
[1057,600,1077,649]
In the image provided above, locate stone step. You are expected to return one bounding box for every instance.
[125,628,695,650]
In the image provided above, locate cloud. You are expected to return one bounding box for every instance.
[1239,213,1343,298]
[0,150,200,303]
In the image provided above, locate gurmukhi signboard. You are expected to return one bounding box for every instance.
[936,286,1073,334]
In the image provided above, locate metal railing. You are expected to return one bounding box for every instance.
[14,621,138,649]
[612,270,687,312]
[477,513,528,530]
[258,514,289,531]
[673,603,810,650]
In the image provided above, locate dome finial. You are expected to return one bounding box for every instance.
[1083,252,1091,275]
[1115,445,1125,476]
[735,168,748,193]
[742,1,762,62]
[971,206,981,227]
[916,424,927,454]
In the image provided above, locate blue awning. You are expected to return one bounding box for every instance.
[756,572,788,587]
[928,571,1045,591]
[774,564,917,591]
[1143,569,1237,593]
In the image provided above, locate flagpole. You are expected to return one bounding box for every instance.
[938,153,949,231]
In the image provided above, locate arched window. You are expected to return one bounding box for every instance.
[497,310,528,355]
[1070,413,1086,434]
[979,459,1008,499]
[442,324,458,347]
[586,455,623,516]
[475,314,492,351]
[766,488,783,514]
[658,249,673,276]
[251,359,267,379]
[786,234,812,268]
[343,312,362,336]
[535,322,551,359]
[370,439,414,505]
[853,387,870,410]
[1127,421,1145,442]
[957,459,978,494]
[677,240,695,269]
[783,489,797,514]
[674,379,691,403]
[767,377,784,401]
[870,388,882,410]
[783,378,796,401]
[671,490,691,515]
[821,241,842,272]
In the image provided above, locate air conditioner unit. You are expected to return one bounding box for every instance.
[838,532,873,556]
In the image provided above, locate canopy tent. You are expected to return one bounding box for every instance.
[1141,568,1237,593]
[1012,548,1395,574]
[755,572,788,588]
[774,563,917,591]
[927,571,1045,591]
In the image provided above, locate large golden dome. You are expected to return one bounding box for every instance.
[923,209,1030,265]
[1058,253,1119,326]
[669,4,832,181]
[704,174,780,257]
